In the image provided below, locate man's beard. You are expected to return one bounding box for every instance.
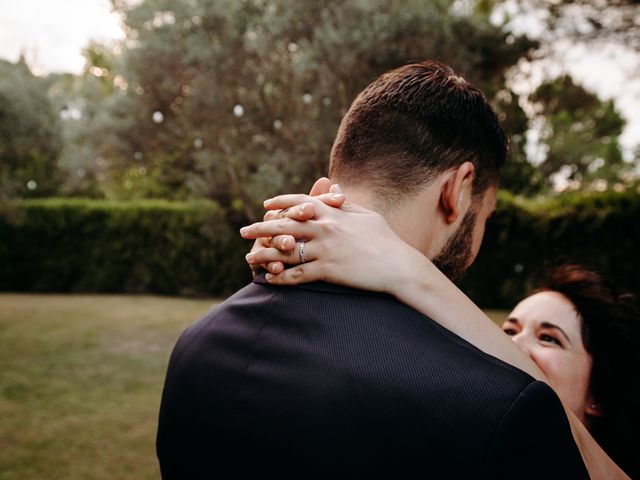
[432,207,478,284]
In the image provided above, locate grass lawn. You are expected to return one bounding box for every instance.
[0,294,220,480]
[0,294,509,479]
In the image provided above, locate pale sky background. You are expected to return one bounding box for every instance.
[0,0,124,74]
[0,0,638,156]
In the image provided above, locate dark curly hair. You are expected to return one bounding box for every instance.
[533,264,640,478]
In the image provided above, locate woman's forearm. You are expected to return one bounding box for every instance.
[388,246,545,379]
[565,408,630,479]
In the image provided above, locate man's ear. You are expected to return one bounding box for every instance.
[440,162,475,224]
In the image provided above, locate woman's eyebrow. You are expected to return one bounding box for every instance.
[540,322,573,345]
[505,317,519,325]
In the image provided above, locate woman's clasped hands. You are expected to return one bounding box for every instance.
[239,178,425,294]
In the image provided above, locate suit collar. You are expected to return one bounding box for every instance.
[252,271,392,298]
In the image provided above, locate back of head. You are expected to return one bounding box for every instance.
[329,60,508,202]
[535,264,640,478]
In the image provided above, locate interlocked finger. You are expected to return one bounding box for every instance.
[264,209,281,221]
[263,194,314,210]
[246,240,315,266]
[263,192,345,210]
[263,204,316,222]
[240,218,314,240]
[298,240,307,264]
[270,234,296,252]
[264,261,285,275]
[264,262,322,285]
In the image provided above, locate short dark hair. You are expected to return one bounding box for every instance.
[534,264,640,479]
[329,60,508,201]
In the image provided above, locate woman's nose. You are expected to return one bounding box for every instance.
[511,332,532,355]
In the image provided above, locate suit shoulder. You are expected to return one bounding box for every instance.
[482,381,589,479]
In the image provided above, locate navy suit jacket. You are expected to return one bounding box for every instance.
[157,273,589,478]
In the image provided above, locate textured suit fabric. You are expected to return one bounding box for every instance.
[157,273,589,478]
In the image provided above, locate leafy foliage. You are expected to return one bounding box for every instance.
[0,59,63,198]
[2,0,637,212]
[0,198,251,295]
[462,188,640,307]
[502,0,640,49]
[2,191,639,306]
[88,0,535,220]
[529,75,630,189]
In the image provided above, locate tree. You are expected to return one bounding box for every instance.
[531,75,629,189]
[503,0,640,49]
[490,87,544,195]
[92,0,535,221]
[46,42,122,198]
[0,59,63,198]
[487,0,640,191]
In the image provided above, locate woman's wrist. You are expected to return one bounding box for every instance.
[384,245,439,302]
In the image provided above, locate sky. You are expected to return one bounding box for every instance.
[508,42,640,162]
[0,0,638,154]
[0,0,123,75]
[500,4,640,159]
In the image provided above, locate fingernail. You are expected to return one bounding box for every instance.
[330,184,342,194]
[265,273,274,281]
[331,193,344,201]
[263,198,272,207]
[240,227,250,236]
[245,253,254,262]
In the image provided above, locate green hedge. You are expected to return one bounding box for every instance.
[1,192,639,305]
[462,189,640,308]
[0,198,252,295]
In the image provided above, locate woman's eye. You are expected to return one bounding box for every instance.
[503,328,517,336]
[539,334,561,346]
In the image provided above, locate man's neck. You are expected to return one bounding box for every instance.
[335,186,377,211]
[336,184,439,259]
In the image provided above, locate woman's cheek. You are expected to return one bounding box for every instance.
[530,348,592,416]
[529,348,569,388]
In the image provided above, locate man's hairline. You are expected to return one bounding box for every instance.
[329,170,499,217]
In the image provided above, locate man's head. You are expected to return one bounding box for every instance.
[329,60,505,281]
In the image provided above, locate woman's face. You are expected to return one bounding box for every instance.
[503,291,597,422]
